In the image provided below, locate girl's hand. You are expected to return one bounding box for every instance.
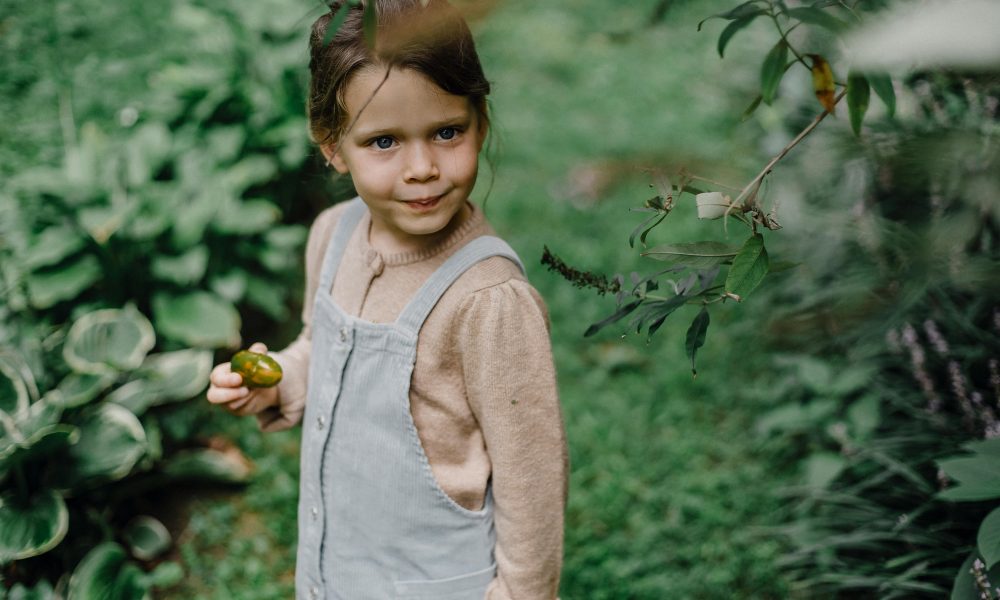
[207,342,280,416]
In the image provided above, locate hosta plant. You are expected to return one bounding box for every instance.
[0,306,251,596]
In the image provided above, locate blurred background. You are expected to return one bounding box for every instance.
[2,0,998,598]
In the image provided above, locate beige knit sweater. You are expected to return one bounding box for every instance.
[255,200,568,599]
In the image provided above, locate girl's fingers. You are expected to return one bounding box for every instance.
[207,386,249,404]
[210,363,243,388]
[248,342,268,354]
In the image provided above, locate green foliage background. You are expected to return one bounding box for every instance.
[3,0,998,598]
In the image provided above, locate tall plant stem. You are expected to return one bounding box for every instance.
[735,88,848,208]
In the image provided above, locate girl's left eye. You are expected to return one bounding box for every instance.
[437,127,459,140]
[372,136,394,149]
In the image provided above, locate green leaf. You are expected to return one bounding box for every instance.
[698,1,764,30]
[804,452,847,489]
[7,579,55,600]
[847,393,880,440]
[63,307,156,375]
[785,6,848,31]
[0,425,80,482]
[584,300,643,337]
[323,0,353,49]
[123,516,171,562]
[211,198,280,235]
[937,455,1000,501]
[978,506,1000,569]
[25,254,102,309]
[22,226,86,271]
[109,349,213,415]
[725,234,769,300]
[51,404,147,490]
[151,246,209,286]
[363,0,377,49]
[0,490,69,563]
[163,448,252,485]
[964,437,1000,459]
[55,372,117,409]
[717,14,762,57]
[760,40,789,104]
[867,73,896,118]
[0,359,29,416]
[629,211,666,249]
[67,542,149,600]
[152,291,241,348]
[741,95,763,121]
[951,552,1000,600]
[685,307,710,376]
[246,275,289,321]
[847,72,871,136]
[642,242,741,269]
[145,561,183,589]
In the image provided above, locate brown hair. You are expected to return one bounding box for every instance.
[307,0,491,147]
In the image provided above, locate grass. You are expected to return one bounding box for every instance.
[164,1,799,598]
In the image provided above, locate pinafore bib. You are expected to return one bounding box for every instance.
[295,198,525,600]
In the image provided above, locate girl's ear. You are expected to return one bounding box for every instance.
[320,143,350,174]
[475,115,489,153]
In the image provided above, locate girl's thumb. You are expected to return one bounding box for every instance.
[249,342,269,354]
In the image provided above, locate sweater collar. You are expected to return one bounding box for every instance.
[360,201,484,269]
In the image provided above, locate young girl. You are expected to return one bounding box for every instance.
[206,1,568,598]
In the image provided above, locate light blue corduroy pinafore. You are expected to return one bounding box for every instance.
[295,198,525,600]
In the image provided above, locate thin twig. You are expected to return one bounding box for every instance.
[734,87,848,207]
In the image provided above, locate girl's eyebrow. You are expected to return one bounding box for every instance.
[353,113,472,140]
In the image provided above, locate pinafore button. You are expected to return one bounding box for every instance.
[317,416,326,430]
[339,327,348,342]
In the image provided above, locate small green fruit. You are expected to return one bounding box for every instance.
[230,350,282,388]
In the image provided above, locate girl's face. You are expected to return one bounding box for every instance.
[325,66,486,254]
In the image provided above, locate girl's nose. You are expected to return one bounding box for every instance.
[403,143,439,183]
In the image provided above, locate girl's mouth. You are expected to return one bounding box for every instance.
[402,194,443,211]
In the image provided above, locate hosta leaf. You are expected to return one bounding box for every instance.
[218,156,278,197]
[7,579,56,600]
[979,506,1000,569]
[67,542,149,600]
[0,425,79,481]
[123,516,171,561]
[210,271,248,303]
[109,350,213,415]
[964,437,1000,459]
[211,198,280,235]
[22,226,86,271]
[760,39,788,104]
[0,489,68,563]
[63,307,155,375]
[246,275,289,321]
[642,242,741,269]
[685,307,710,376]
[51,404,147,490]
[25,254,102,310]
[152,291,241,348]
[725,234,769,300]
[163,447,253,484]
[55,372,117,408]
[847,72,871,135]
[151,246,209,286]
[0,359,29,416]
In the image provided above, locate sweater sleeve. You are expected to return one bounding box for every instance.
[456,279,568,600]
[255,204,343,432]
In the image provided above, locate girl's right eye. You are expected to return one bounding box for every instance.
[371,136,394,150]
